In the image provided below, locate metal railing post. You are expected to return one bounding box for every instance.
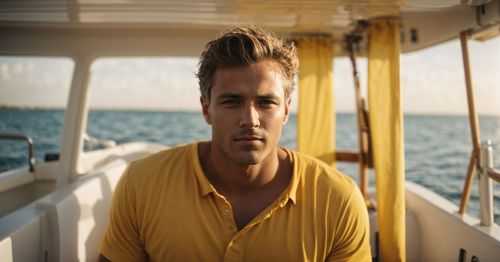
[0,133,35,172]
[478,140,494,226]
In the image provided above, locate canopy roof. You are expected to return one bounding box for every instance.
[0,0,498,56]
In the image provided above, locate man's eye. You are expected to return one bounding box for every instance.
[221,99,240,106]
[259,99,278,107]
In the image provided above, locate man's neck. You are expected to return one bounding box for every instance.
[198,141,292,230]
[199,141,286,198]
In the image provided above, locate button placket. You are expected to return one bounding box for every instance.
[222,203,237,237]
[212,193,237,240]
[223,196,291,261]
[224,234,243,261]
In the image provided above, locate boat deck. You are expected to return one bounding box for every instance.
[0,180,56,219]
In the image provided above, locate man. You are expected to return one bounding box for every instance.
[99,26,371,261]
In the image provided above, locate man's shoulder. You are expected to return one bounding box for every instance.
[287,148,357,197]
[126,142,196,179]
[135,142,194,163]
[288,148,332,170]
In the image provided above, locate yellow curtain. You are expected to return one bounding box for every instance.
[297,36,335,165]
[368,17,406,261]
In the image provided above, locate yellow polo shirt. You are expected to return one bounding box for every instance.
[99,142,371,261]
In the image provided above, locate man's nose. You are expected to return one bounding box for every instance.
[240,103,260,128]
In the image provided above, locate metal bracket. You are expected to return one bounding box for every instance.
[0,133,35,172]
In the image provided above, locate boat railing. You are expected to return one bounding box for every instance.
[83,133,116,151]
[458,30,499,227]
[0,133,35,172]
[478,140,499,226]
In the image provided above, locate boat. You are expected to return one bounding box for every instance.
[1,0,500,261]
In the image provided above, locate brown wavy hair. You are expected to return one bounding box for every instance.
[197,25,298,100]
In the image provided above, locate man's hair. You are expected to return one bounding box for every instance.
[197,25,298,100]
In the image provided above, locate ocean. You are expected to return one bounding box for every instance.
[1,109,499,223]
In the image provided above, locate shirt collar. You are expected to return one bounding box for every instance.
[283,147,299,204]
[191,141,216,197]
[191,142,300,204]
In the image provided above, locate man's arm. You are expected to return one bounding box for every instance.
[326,185,372,261]
[99,166,147,261]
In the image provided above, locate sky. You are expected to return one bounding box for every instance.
[0,36,499,116]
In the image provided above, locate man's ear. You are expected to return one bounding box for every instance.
[283,96,291,124]
[200,96,212,125]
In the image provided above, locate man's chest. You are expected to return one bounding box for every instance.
[137,194,332,261]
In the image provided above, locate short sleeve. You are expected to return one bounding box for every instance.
[327,184,371,262]
[99,166,147,261]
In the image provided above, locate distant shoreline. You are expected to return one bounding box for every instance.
[0,105,65,110]
[1,104,499,117]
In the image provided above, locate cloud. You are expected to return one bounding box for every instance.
[0,57,73,107]
[1,36,499,115]
[88,57,200,110]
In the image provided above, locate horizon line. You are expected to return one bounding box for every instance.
[1,104,499,117]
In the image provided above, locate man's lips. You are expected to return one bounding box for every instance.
[234,136,263,141]
[233,134,265,145]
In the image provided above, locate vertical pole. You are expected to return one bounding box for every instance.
[458,31,481,215]
[347,38,369,201]
[56,56,93,188]
[459,151,477,214]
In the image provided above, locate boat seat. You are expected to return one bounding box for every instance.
[0,168,35,193]
[36,159,127,262]
[0,208,45,262]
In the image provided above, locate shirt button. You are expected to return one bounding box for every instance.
[224,209,231,215]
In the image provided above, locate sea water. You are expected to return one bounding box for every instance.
[1,109,499,223]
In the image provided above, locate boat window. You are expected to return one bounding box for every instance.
[0,56,73,173]
[85,57,209,150]
[400,39,500,224]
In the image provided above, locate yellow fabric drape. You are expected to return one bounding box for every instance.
[297,36,335,165]
[368,18,406,261]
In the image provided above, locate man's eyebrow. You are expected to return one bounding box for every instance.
[256,94,280,100]
[216,93,242,100]
[216,93,280,100]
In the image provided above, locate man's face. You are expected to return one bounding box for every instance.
[201,60,291,166]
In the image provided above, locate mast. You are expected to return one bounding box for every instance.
[458,31,481,215]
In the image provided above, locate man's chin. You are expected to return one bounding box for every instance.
[231,153,263,166]
[234,158,261,166]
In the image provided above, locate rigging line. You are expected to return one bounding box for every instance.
[346,33,371,206]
